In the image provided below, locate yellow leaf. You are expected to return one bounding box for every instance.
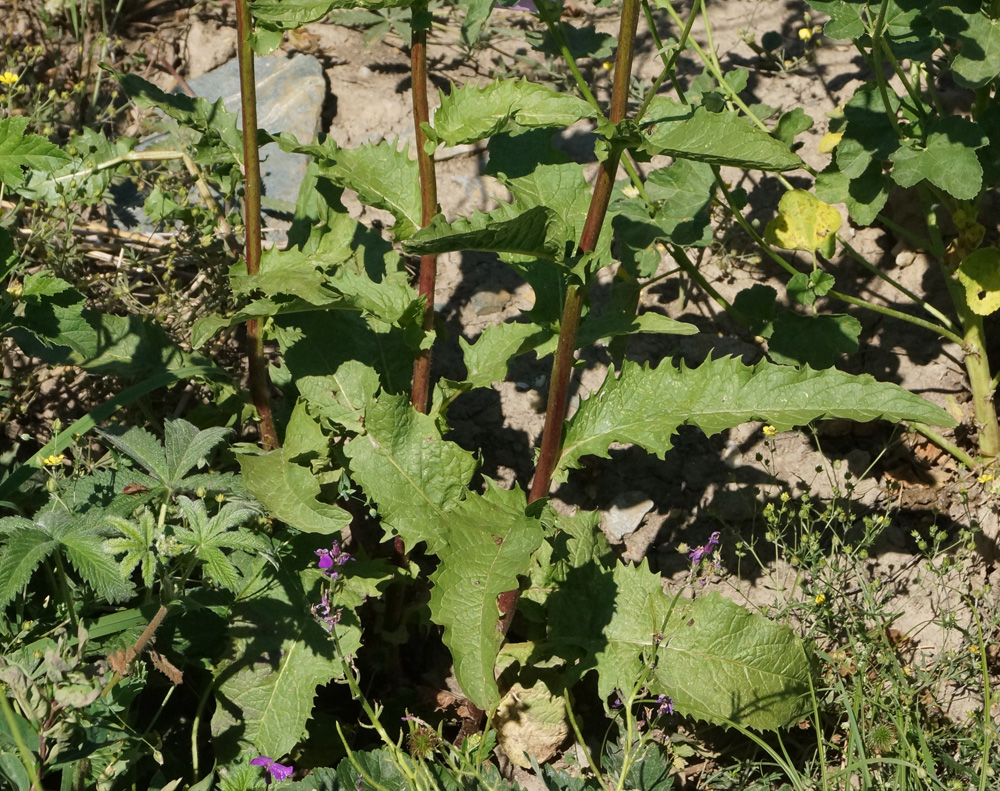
[764,190,842,258]
[818,130,843,154]
[957,247,1000,316]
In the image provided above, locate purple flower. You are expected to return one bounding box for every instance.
[316,540,353,579]
[688,531,721,564]
[250,756,294,783]
[656,694,674,717]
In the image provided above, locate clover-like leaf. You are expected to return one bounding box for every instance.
[764,190,841,258]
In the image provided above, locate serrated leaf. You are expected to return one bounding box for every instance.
[556,356,956,480]
[460,322,551,389]
[939,9,1000,88]
[890,117,987,200]
[764,190,841,258]
[163,419,232,482]
[0,524,58,608]
[304,138,422,239]
[640,100,802,171]
[252,0,408,27]
[642,159,717,247]
[298,362,381,431]
[238,450,351,534]
[428,79,597,147]
[957,246,1000,316]
[0,116,70,189]
[404,205,569,262]
[343,394,478,553]
[428,483,544,710]
[59,530,134,604]
[98,425,170,482]
[17,127,136,204]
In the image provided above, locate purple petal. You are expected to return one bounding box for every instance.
[318,554,334,570]
[269,762,294,782]
[250,756,272,767]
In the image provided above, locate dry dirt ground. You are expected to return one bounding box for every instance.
[46,0,1000,728]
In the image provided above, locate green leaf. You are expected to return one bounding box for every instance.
[59,529,134,603]
[163,419,232,482]
[251,0,408,29]
[957,246,1000,316]
[814,159,888,227]
[343,394,478,553]
[764,190,841,258]
[238,450,352,534]
[427,79,597,148]
[0,116,70,189]
[640,100,802,171]
[937,8,1000,88]
[768,312,862,369]
[0,522,58,608]
[429,483,544,710]
[460,322,552,389]
[306,138,422,239]
[556,356,956,480]
[404,205,569,263]
[773,108,814,147]
[17,127,136,204]
[211,566,344,759]
[298,362,381,432]
[642,158,717,247]
[836,83,900,179]
[890,117,987,201]
[97,425,170,482]
[654,592,812,729]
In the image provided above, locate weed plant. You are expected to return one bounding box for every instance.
[2,0,1000,789]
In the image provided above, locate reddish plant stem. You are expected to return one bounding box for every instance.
[235,0,279,451]
[409,10,439,416]
[454,0,644,742]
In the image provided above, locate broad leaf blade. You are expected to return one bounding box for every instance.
[428,79,597,147]
[0,522,58,608]
[238,450,351,534]
[164,419,232,482]
[556,357,956,480]
[428,483,544,710]
[97,425,171,482]
[344,394,479,553]
[0,116,70,189]
[59,530,135,604]
[640,100,802,171]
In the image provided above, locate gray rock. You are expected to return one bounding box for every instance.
[601,492,655,542]
[187,54,325,211]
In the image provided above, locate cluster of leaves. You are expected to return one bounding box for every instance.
[3,0,990,788]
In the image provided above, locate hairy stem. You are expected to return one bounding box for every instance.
[235,0,279,450]
[409,4,439,415]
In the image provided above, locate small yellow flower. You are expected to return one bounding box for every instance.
[762,425,777,437]
[969,644,981,655]
[814,593,826,605]
[601,61,613,72]
[0,71,19,87]
[978,472,994,484]
[798,26,813,42]
[215,493,226,503]
[780,492,791,502]
[42,454,65,467]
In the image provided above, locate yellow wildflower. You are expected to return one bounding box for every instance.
[215,493,226,503]
[42,454,65,467]
[978,472,994,484]
[798,27,813,42]
[762,425,777,437]
[0,71,19,87]
[815,593,826,605]
[780,492,791,502]
[601,61,612,72]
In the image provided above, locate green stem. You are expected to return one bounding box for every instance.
[870,0,903,138]
[51,553,79,632]
[0,691,41,791]
[637,0,698,117]
[956,306,1000,457]
[234,0,279,451]
[409,6,439,415]
[536,0,601,111]
[909,423,975,469]
[563,689,613,791]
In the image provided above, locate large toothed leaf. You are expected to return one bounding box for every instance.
[548,557,812,730]
[404,205,570,262]
[343,394,478,553]
[303,138,422,239]
[890,117,987,201]
[0,522,58,608]
[428,483,544,710]
[640,100,802,171]
[427,79,597,147]
[0,116,70,189]
[556,356,956,480]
